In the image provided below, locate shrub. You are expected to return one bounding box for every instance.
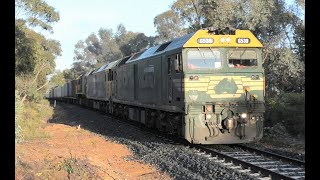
[15,91,24,144]
[16,96,54,141]
[265,92,305,138]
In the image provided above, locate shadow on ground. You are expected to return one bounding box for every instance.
[48,101,166,145]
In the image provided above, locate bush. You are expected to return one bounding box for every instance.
[16,96,54,141]
[265,93,305,138]
[280,93,305,105]
[15,91,24,144]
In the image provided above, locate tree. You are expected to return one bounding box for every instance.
[114,24,154,56]
[63,61,93,80]
[15,0,61,102]
[15,19,38,75]
[154,10,187,43]
[120,33,155,56]
[73,28,122,67]
[264,48,304,95]
[172,0,207,31]
[49,71,66,89]
[15,0,60,32]
[71,24,156,74]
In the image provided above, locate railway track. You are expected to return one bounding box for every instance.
[233,144,305,167]
[189,144,305,180]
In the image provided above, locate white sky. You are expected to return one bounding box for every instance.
[45,0,301,72]
[45,0,175,71]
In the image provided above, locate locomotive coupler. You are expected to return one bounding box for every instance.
[221,117,237,133]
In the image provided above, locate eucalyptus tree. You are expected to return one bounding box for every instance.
[154,10,187,43]
[15,0,61,102]
[71,24,156,75]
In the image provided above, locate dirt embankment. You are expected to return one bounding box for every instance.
[15,103,171,180]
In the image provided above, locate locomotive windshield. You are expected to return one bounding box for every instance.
[187,49,221,70]
[227,48,258,68]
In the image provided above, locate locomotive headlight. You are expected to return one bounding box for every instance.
[206,114,212,120]
[240,113,247,119]
[220,37,225,43]
[226,37,231,43]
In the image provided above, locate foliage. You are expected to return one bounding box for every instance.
[69,24,156,76]
[264,47,305,95]
[15,20,38,75]
[265,93,305,137]
[15,20,61,76]
[15,0,60,32]
[16,75,45,102]
[63,61,93,80]
[15,0,62,102]
[15,91,24,144]
[16,99,53,141]
[154,10,187,43]
[280,92,305,105]
[73,29,120,69]
[266,92,304,108]
[119,33,155,56]
[49,71,66,89]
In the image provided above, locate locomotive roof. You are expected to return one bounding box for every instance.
[95,64,108,73]
[85,69,95,76]
[93,60,120,74]
[126,33,195,64]
[106,60,119,68]
[125,28,262,64]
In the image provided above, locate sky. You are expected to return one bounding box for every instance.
[46,0,301,72]
[45,0,175,71]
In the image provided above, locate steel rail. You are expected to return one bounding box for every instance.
[191,144,302,180]
[232,144,305,167]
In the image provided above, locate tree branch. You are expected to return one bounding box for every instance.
[31,61,46,85]
[191,0,201,29]
[36,80,49,91]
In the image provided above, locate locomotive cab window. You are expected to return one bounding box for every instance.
[228,49,257,68]
[108,69,113,81]
[167,57,172,74]
[187,49,221,70]
[175,53,182,73]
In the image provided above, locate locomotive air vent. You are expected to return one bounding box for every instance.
[155,41,171,53]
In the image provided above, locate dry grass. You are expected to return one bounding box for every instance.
[16,99,54,141]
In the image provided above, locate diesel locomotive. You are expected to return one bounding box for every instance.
[48,27,265,144]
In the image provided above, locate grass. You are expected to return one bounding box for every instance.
[48,152,100,179]
[16,151,100,179]
[16,99,54,141]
